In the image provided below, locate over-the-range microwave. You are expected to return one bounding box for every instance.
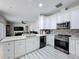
[14,27,24,31]
[57,21,70,29]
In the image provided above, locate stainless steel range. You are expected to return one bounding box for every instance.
[54,34,71,54]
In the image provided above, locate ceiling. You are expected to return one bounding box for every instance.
[0,0,79,24]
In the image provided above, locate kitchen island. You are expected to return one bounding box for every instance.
[0,35,40,59]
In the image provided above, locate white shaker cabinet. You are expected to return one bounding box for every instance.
[57,11,71,23]
[47,34,54,47]
[69,37,79,57]
[39,15,57,29]
[48,15,57,29]
[43,15,57,29]
[25,37,39,53]
[25,37,34,53]
[0,36,40,59]
[33,37,40,50]
[76,40,79,57]
[2,42,14,59]
[15,40,26,58]
[57,13,64,23]
[70,9,79,29]
[43,16,50,29]
[69,38,76,55]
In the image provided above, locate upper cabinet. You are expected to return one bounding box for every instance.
[47,14,57,29]
[39,16,44,29]
[56,11,71,23]
[39,14,57,29]
[70,7,79,29]
[56,7,79,29]
[39,6,79,29]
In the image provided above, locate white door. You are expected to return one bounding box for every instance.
[0,23,5,40]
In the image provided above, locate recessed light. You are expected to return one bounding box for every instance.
[39,3,43,7]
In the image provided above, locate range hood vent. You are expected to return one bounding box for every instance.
[56,3,63,8]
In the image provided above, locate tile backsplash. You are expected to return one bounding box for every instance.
[51,29,79,37]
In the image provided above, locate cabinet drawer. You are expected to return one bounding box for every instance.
[3,42,14,59]
[4,53,14,59]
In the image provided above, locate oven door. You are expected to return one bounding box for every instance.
[55,39,69,54]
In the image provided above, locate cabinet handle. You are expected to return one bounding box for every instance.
[77,42,79,44]
[8,57,11,59]
[8,49,10,52]
[8,43,10,45]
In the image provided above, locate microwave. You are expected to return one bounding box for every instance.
[14,27,24,31]
[57,21,70,29]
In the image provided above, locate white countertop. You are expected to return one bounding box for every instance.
[1,34,47,42]
[1,36,26,42]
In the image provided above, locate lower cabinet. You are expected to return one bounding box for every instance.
[0,37,40,59]
[25,37,39,53]
[15,40,26,58]
[76,40,79,57]
[33,37,40,50]
[47,34,54,47]
[25,37,34,53]
[2,42,15,59]
[69,38,76,55]
[69,37,79,57]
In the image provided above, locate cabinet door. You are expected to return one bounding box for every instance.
[3,41,14,59]
[71,9,79,29]
[47,35,54,47]
[57,11,71,23]
[57,13,64,23]
[76,40,79,57]
[15,40,26,58]
[43,17,49,29]
[49,15,57,29]
[62,11,71,22]
[25,37,33,53]
[43,15,57,29]
[33,37,39,50]
[69,38,76,55]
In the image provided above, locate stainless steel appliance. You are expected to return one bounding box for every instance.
[14,27,24,31]
[57,21,70,29]
[54,34,71,54]
[15,32,23,36]
[40,36,46,49]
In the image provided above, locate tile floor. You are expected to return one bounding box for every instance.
[19,46,79,59]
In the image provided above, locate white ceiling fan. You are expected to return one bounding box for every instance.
[21,21,27,24]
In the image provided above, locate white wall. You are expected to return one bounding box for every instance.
[0,16,6,24]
